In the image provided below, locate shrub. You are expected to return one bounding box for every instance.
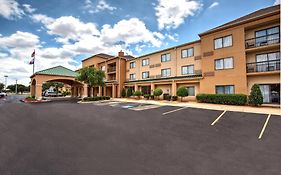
[127,88,133,97]
[83,96,110,101]
[166,95,172,101]
[196,93,247,105]
[153,88,163,100]
[177,87,188,101]
[248,84,263,106]
[105,96,111,100]
[144,94,150,100]
[121,88,126,98]
[171,96,178,101]
[150,95,154,100]
[134,90,142,99]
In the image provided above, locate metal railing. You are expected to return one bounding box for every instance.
[107,67,116,73]
[245,33,280,49]
[246,59,280,73]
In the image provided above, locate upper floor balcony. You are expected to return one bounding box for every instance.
[246,59,280,74]
[245,33,280,50]
[107,66,116,73]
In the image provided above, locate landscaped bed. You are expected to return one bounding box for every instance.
[21,96,50,103]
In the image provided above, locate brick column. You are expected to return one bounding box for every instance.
[172,81,177,96]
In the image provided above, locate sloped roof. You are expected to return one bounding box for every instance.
[82,53,115,62]
[34,66,78,77]
[199,5,280,36]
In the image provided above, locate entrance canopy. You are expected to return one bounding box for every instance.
[30,66,87,99]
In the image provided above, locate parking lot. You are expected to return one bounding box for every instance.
[0,98,280,175]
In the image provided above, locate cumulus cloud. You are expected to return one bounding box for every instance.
[0,0,24,20]
[0,31,39,48]
[83,0,117,14]
[155,0,202,30]
[274,0,280,5]
[208,2,219,9]
[22,4,36,13]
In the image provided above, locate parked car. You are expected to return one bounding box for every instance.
[0,92,7,97]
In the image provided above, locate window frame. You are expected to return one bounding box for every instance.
[255,26,280,37]
[161,53,171,62]
[161,68,171,77]
[256,51,280,62]
[142,58,149,66]
[129,73,136,80]
[181,47,194,58]
[181,64,195,75]
[215,57,234,70]
[214,35,233,49]
[142,71,149,79]
[215,85,235,94]
[129,61,136,69]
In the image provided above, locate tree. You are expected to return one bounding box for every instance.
[134,90,142,99]
[177,87,188,102]
[153,88,163,100]
[6,84,29,94]
[0,83,4,91]
[76,67,105,97]
[121,88,126,98]
[248,84,263,106]
[127,88,133,97]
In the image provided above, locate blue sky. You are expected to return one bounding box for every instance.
[0,0,279,85]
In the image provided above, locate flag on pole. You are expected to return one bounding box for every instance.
[29,58,34,64]
[31,50,35,57]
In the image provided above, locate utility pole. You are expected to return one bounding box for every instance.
[4,75,8,90]
[15,79,18,94]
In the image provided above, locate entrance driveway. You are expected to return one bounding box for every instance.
[0,100,280,175]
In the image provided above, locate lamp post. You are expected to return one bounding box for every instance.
[4,75,8,90]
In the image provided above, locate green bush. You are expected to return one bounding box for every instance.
[134,90,142,99]
[127,88,133,97]
[177,87,188,101]
[153,88,163,99]
[144,94,150,100]
[196,93,247,105]
[171,96,178,101]
[150,95,154,100]
[248,84,263,106]
[121,88,126,98]
[62,91,71,96]
[83,96,110,101]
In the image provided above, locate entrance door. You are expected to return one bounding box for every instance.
[259,84,280,103]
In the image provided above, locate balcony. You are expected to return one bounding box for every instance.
[246,59,280,73]
[107,67,116,73]
[245,33,280,49]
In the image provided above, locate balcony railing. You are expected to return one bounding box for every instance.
[107,67,116,73]
[245,33,280,49]
[246,59,280,73]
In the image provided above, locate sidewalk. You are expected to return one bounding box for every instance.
[112,98,281,115]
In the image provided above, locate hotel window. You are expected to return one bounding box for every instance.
[130,61,136,69]
[181,65,194,75]
[255,26,279,46]
[256,52,280,72]
[161,68,171,77]
[181,48,194,58]
[214,35,232,49]
[142,71,149,79]
[142,58,149,66]
[161,53,171,62]
[216,85,234,94]
[215,57,233,70]
[101,66,105,71]
[129,74,136,80]
[187,86,195,96]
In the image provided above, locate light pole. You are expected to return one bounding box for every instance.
[4,75,8,90]
[15,79,18,94]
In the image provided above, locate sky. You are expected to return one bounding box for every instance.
[0,0,279,86]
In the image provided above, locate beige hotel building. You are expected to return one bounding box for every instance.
[80,5,280,104]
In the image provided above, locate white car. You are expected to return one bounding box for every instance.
[0,92,7,97]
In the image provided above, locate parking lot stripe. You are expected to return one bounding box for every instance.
[258,114,271,140]
[211,110,227,126]
[162,107,187,115]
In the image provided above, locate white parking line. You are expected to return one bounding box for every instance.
[258,114,271,140]
[211,110,227,126]
[162,107,187,115]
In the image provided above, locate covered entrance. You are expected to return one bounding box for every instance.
[30,66,87,99]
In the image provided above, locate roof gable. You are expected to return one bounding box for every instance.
[35,66,78,77]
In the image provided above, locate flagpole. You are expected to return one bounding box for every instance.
[33,50,35,74]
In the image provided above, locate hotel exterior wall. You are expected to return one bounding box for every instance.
[200,26,248,94]
[247,74,280,94]
[82,56,105,68]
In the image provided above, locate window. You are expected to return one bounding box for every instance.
[130,61,136,69]
[256,52,280,72]
[161,53,171,62]
[142,58,149,66]
[255,26,280,45]
[101,66,105,71]
[187,86,195,96]
[214,35,232,49]
[142,72,149,79]
[181,48,194,58]
[181,65,194,75]
[129,74,136,80]
[216,85,234,94]
[161,68,171,77]
[215,57,233,70]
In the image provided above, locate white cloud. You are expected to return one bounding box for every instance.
[83,0,117,14]
[208,2,219,9]
[0,31,39,48]
[31,14,55,25]
[155,0,202,30]
[274,0,280,5]
[22,4,36,13]
[0,0,24,20]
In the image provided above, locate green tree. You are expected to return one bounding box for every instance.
[121,88,126,97]
[127,88,133,97]
[153,88,163,100]
[134,90,142,99]
[177,87,188,102]
[0,83,4,91]
[6,84,15,92]
[248,84,263,106]
[76,67,105,97]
